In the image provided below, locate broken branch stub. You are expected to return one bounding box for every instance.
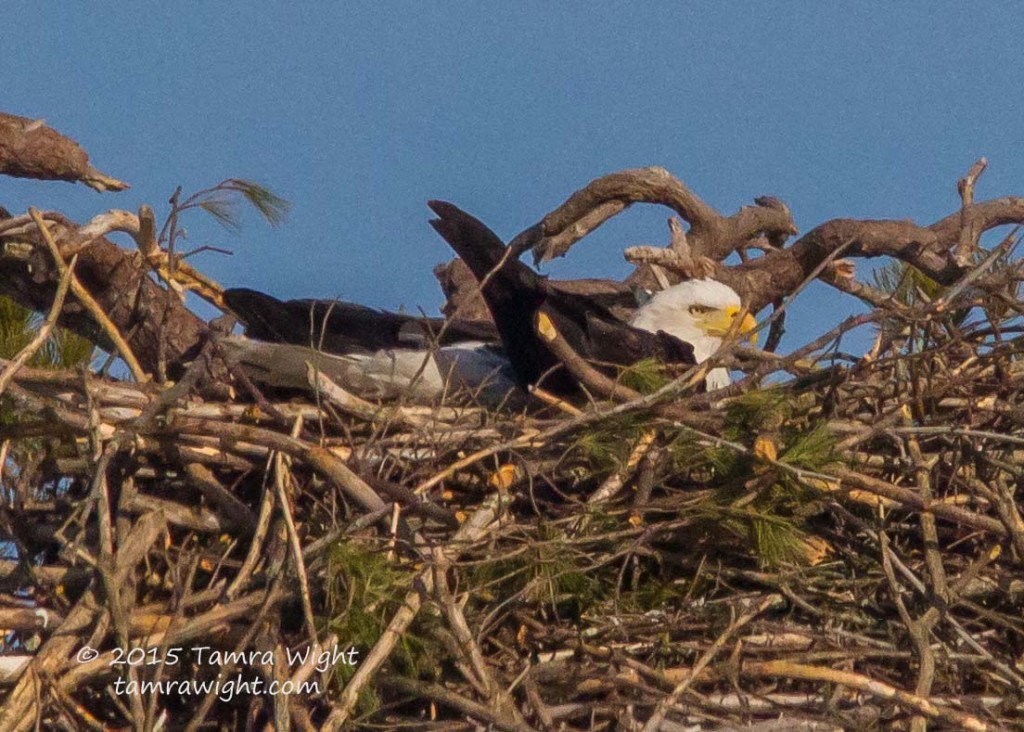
[0,112,128,192]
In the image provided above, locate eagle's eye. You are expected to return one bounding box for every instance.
[688,305,713,315]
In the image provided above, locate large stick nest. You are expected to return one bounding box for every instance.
[0,116,1022,730]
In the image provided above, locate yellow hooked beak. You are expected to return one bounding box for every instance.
[701,305,758,346]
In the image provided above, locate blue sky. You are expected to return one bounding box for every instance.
[2,3,1022,355]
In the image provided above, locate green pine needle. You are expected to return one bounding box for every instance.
[0,296,94,369]
[619,357,670,393]
[780,424,837,472]
[192,179,290,232]
[228,178,290,226]
[872,259,943,306]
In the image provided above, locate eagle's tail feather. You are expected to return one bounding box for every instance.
[427,201,556,389]
[427,201,508,280]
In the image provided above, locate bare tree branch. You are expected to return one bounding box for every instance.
[496,166,1024,317]
[513,166,798,265]
[0,210,216,380]
[0,112,127,191]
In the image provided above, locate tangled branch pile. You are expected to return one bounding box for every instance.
[0,114,1023,730]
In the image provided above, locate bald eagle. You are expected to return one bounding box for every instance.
[629,278,757,390]
[221,203,755,403]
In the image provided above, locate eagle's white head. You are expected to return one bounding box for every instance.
[629,278,756,389]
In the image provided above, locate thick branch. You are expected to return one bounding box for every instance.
[0,211,211,378]
[497,167,1024,321]
[930,196,1024,243]
[0,112,127,192]
[719,198,1024,312]
[517,167,796,264]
